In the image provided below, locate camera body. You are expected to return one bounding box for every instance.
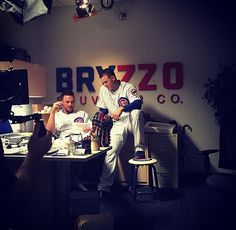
[0,69,29,121]
[0,68,45,136]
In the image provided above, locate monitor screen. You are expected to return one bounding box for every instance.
[0,69,29,105]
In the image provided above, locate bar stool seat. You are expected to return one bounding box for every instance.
[128,158,159,201]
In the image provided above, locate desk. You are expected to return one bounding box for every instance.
[4,145,111,230]
[4,146,111,162]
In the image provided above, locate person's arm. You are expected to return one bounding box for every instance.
[111,107,124,121]
[46,101,62,133]
[0,122,52,220]
[13,122,52,194]
[123,99,142,112]
[112,100,142,120]
[0,139,17,195]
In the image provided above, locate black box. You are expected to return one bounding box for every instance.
[70,190,100,216]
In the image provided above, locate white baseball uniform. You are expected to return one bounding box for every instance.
[55,110,91,138]
[96,81,145,192]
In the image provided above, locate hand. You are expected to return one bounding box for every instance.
[83,127,90,132]
[51,101,63,113]
[111,107,124,121]
[27,123,52,162]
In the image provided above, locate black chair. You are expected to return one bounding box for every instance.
[198,149,236,193]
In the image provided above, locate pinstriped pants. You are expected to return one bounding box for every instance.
[98,110,145,192]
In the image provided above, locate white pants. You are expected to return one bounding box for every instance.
[97,110,145,192]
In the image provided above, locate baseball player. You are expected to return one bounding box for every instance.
[96,68,146,196]
[46,91,91,138]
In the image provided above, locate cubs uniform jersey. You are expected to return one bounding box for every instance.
[96,81,142,122]
[55,110,91,137]
[96,81,145,192]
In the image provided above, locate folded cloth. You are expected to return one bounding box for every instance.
[100,119,113,147]
[91,111,113,147]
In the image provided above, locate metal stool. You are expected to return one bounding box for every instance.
[128,158,159,201]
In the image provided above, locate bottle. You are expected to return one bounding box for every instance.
[68,135,75,155]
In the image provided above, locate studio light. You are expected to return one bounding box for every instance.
[0,0,52,25]
[75,0,96,19]
[73,0,125,22]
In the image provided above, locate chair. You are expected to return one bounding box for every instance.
[128,158,159,201]
[0,120,13,134]
[198,149,236,193]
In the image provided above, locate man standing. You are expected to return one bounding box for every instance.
[47,91,91,138]
[96,68,146,196]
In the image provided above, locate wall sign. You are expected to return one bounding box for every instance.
[56,62,183,105]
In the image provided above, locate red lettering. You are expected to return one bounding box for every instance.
[163,62,183,90]
[117,65,135,82]
[91,95,99,105]
[80,96,87,105]
[138,64,157,91]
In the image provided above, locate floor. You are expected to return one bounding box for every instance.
[72,173,236,230]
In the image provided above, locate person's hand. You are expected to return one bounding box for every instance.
[51,101,63,113]
[111,107,124,121]
[83,126,90,132]
[27,123,52,163]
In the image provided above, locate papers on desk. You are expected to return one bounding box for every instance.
[1,132,30,155]
[48,138,69,156]
[47,148,69,156]
[3,145,28,155]
[47,148,59,155]
[71,122,90,135]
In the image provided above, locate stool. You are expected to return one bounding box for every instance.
[128,158,159,201]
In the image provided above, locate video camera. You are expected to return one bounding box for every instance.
[0,68,45,136]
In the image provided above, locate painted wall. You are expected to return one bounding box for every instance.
[1,0,236,172]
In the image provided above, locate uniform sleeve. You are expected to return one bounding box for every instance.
[126,83,142,103]
[96,86,107,109]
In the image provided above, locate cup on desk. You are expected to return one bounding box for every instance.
[91,139,100,152]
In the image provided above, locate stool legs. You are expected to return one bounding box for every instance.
[148,165,154,190]
[151,165,159,197]
[130,164,159,201]
[132,165,139,201]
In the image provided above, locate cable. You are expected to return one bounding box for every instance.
[113,0,125,14]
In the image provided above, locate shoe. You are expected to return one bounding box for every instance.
[133,151,147,161]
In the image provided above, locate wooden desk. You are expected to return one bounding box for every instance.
[4,145,111,230]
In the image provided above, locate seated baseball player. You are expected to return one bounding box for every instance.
[46,90,91,139]
[95,67,147,198]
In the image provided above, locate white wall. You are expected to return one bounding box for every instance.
[1,0,235,172]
